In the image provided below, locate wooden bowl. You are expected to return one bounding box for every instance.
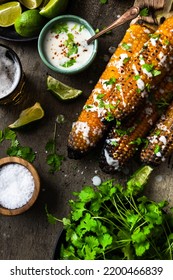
[0,157,40,216]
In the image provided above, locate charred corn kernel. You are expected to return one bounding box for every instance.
[68,24,152,158]
[102,16,173,121]
[99,72,173,173]
[141,100,173,166]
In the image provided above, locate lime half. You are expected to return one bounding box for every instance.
[39,0,68,19]
[9,102,44,128]
[47,75,82,101]
[19,0,43,9]
[0,2,22,27]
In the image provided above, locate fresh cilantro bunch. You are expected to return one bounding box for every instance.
[0,128,36,163]
[48,166,173,260]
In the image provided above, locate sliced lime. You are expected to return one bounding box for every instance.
[126,165,153,195]
[0,2,22,27]
[8,102,44,128]
[39,0,68,19]
[47,75,82,101]
[19,0,43,9]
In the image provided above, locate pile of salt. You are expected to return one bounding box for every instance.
[0,164,34,209]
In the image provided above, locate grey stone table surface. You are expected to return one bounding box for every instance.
[0,0,173,260]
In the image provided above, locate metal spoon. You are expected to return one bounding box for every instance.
[87,6,140,45]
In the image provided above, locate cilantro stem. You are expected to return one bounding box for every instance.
[53,122,57,153]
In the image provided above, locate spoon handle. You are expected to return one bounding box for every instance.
[87,6,140,45]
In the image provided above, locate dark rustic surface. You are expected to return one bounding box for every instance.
[0,0,173,260]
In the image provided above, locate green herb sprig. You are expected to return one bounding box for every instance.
[45,121,64,174]
[0,128,36,162]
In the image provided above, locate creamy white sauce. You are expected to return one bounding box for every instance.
[44,21,94,70]
[159,135,167,145]
[0,46,21,99]
[73,121,90,144]
[137,79,145,91]
[104,149,119,169]
[114,53,129,72]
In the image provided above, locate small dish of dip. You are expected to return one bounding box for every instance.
[38,15,98,74]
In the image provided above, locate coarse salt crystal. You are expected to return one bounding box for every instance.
[0,163,34,209]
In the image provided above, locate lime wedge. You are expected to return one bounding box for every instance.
[8,102,44,128]
[39,0,68,19]
[126,165,153,195]
[0,2,22,27]
[19,0,43,9]
[47,75,82,101]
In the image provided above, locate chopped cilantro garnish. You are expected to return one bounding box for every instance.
[155,130,161,136]
[130,137,146,146]
[105,112,114,122]
[139,8,149,17]
[154,144,161,154]
[104,77,116,86]
[97,93,105,99]
[61,58,76,68]
[64,33,78,57]
[122,42,131,51]
[164,39,170,46]
[116,84,121,91]
[134,75,140,81]
[149,34,160,40]
[51,22,68,34]
[142,63,161,77]
[136,88,141,93]
[123,56,130,64]
[84,104,93,110]
[79,25,85,32]
[110,140,118,146]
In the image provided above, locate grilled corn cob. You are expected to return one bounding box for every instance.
[99,72,173,173]
[140,99,173,166]
[102,15,173,121]
[68,24,152,158]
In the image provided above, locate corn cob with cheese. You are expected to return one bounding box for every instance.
[99,72,173,173]
[101,15,173,121]
[68,24,152,158]
[140,98,173,166]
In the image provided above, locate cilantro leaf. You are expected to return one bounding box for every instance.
[140,8,149,17]
[51,22,68,34]
[100,0,108,4]
[61,58,76,68]
[46,153,64,173]
[104,77,116,86]
[121,42,131,51]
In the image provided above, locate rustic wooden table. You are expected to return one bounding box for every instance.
[0,0,173,260]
